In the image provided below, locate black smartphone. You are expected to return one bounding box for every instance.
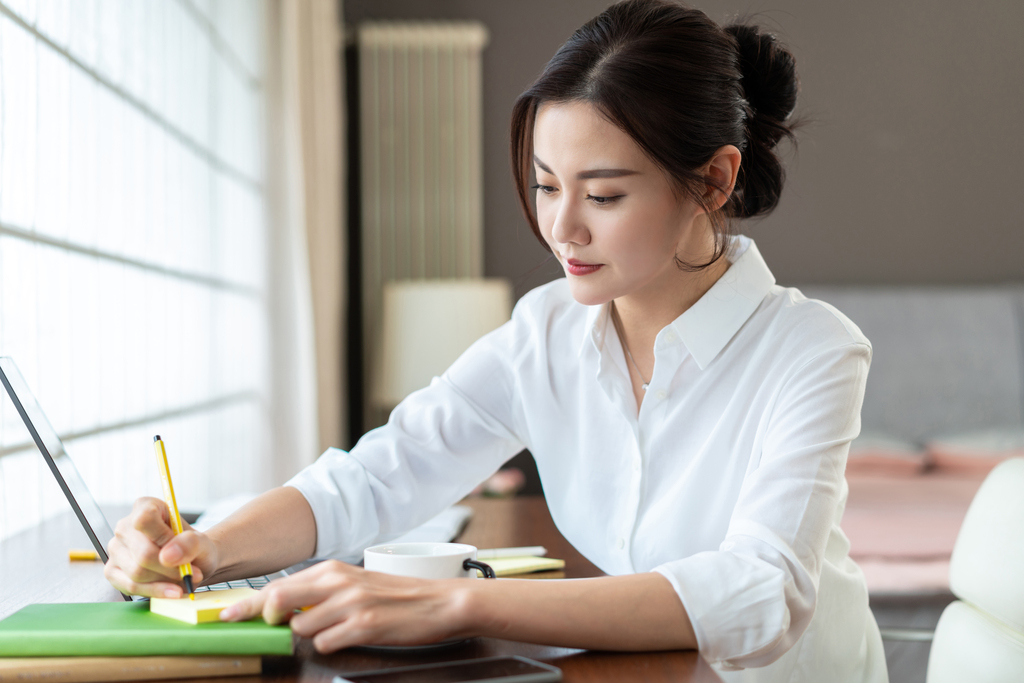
[333,655,562,683]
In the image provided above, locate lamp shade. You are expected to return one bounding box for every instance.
[372,279,512,407]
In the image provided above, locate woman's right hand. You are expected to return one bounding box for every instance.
[104,497,220,598]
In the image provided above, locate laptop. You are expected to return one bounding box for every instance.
[0,357,297,600]
[0,356,472,601]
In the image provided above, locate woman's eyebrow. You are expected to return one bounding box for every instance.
[533,155,638,180]
[577,168,639,179]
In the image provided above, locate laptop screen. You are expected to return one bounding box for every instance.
[0,357,115,563]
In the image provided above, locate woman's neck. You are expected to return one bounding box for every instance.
[611,254,729,412]
[607,254,726,413]
[613,254,730,351]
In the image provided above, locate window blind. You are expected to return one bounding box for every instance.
[0,0,273,540]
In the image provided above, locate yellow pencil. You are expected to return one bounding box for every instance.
[152,435,195,599]
[68,548,100,561]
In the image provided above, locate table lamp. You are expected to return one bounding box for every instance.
[372,278,513,408]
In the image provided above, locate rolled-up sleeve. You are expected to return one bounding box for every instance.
[654,341,871,668]
[286,318,529,561]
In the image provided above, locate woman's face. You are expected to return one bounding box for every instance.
[532,101,708,307]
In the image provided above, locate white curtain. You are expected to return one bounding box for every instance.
[0,0,345,541]
[0,0,286,537]
[264,0,347,483]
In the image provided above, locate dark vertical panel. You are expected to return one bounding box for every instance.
[345,42,364,446]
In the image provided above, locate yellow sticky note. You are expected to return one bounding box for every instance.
[483,556,565,577]
[150,587,259,625]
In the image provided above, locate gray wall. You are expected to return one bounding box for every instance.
[345,0,1024,297]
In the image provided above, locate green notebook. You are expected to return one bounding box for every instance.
[0,602,293,657]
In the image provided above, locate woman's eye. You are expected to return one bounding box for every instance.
[530,184,557,195]
[586,194,622,205]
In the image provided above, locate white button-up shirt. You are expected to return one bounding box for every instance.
[287,237,887,682]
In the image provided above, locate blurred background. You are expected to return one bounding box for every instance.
[0,1,1021,680]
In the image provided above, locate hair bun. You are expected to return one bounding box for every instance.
[725,24,798,145]
[723,23,798,218]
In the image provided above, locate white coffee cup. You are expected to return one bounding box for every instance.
[363,542,495,580]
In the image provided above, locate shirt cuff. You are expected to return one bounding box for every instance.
[285,448,381,562]
[653,548,792,668]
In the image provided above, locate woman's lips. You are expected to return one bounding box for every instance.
[565,259,603,276]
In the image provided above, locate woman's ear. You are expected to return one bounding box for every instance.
[701,145,742,212]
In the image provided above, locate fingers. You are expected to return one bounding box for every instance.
[109,528,179,587]
[104,498,211,597]
[299,592,438,653]
[306,607,431,654]
[221,590,269,623]
[132,499,206,575]
[286,568,372,637]
[222,583,308,625]
[283,585,361,636]
[132,498,176,546]
[103,562,186,599]
[106,533,204,594]
[219,561,456,654]
[222,562,352,625]
[158,530,205,572]
[311,618,366,654]
[262,580,339,626]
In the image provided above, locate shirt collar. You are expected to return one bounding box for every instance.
[579,236,776,368]
[673,236,775,369]
[580,297,612,358]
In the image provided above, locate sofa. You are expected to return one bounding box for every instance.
[800,285,1024,683]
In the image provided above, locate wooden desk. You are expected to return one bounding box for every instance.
[0,497,722,682]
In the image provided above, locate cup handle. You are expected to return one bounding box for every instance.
[463,559,496,579]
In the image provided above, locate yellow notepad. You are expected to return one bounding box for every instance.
[150,588,259,625]
[483,556,565,577]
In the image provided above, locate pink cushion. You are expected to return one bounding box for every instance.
[844,472,985,559]
[843,472,986,593]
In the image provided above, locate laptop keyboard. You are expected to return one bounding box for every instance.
[196,575,272,592]
[189,559,321,595]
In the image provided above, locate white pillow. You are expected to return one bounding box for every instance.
[949,457,1024,632]
[928,600,1024,683]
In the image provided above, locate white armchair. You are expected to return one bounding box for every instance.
[926,457,1024,682]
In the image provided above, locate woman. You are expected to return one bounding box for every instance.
[105,1,886,680]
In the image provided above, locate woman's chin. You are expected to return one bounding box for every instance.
[565,279,614,308]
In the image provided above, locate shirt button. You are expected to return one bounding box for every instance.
[633,457,641,471]
[664,331,678,343]
[655,389,667,400]
[616,537,625,550]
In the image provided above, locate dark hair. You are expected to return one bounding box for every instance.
[510,0,799,269]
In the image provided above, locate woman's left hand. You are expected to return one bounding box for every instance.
[219,560,473,653]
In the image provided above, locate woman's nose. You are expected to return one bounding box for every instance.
[550,199,590,246]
